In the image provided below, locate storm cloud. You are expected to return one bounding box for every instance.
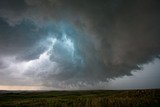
[0,0,160,89]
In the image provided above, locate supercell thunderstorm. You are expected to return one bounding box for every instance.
[0,0,160,89]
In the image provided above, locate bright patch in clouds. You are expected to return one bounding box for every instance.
[0,33,77,88]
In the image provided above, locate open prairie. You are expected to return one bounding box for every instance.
[0,89,160,107]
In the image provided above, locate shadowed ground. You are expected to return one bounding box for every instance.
[0,89,160,107]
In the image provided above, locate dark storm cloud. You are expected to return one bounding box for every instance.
[0,18,48,60]
[0,0,160,89]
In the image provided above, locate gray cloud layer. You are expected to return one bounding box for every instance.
[0,0,160,89]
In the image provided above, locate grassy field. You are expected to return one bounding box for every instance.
[0,89,160,107]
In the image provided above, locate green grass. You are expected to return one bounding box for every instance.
[0,89,160,107]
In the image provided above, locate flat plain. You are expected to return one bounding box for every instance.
[0,89,160,107]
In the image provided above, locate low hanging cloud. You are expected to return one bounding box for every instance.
[0,0,160,89]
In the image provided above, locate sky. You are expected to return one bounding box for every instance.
[0,0,160,90]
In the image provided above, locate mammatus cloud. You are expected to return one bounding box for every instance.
[0,0,160,89]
